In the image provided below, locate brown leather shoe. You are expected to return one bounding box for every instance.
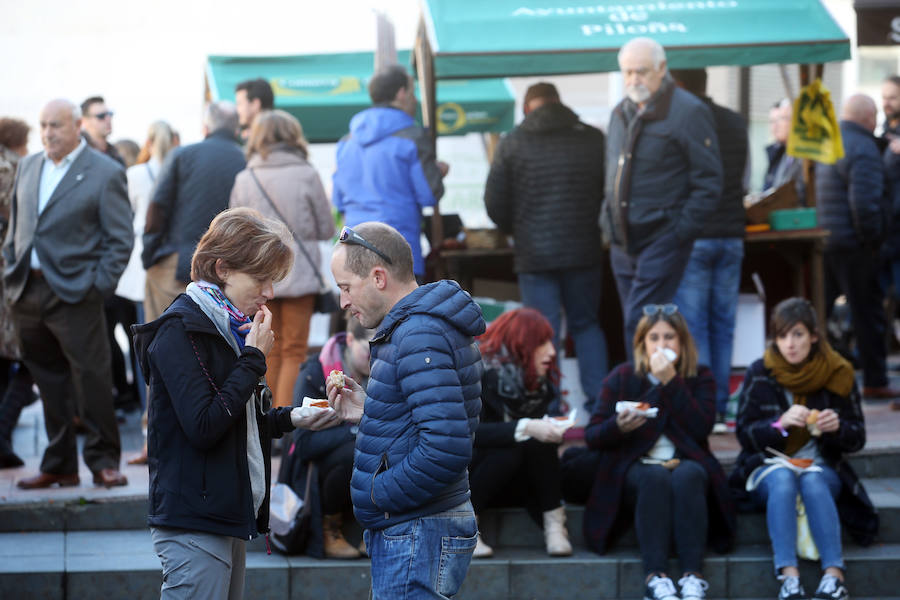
[17,472,80,489]
[891,400,900,411]
[862,386,900,399]
[92,468,128,488]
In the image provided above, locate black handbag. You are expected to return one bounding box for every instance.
[249,169,339,314]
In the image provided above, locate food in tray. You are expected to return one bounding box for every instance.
[806,408,822,437]
[789,457,815,469]
[300,396,332,410]
[615,401,658,418]
[545,409,577,431]
[328,369,345,390]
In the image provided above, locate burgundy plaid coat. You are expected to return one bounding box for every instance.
[582,363,736,554]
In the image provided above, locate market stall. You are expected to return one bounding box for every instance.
[413,0,851,350]
[206,50,515,142]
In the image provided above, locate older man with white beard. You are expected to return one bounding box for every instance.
[600,37,722,358]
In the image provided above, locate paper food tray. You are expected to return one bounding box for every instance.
[615,401,658,418]
[295,396,334,418]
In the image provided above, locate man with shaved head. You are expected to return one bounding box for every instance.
[817,93,899,400]
[601,37,722,358]
[3,99,133,488]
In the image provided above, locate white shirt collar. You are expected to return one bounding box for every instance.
[44,138,87,167]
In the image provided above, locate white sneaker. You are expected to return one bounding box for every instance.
[679,573,709,600]
[778,574,806,600]
[644,575,680,600]
[813,573,849,600]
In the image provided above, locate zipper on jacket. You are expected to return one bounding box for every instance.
[613,152,628,249]
[201,454,208,499]
[372,453,390,520]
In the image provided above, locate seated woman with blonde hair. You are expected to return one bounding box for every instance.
[575,304,735,600]
[730,297,877,600]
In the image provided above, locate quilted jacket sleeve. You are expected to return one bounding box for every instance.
[370,323,473,513]
[151,319,267,450]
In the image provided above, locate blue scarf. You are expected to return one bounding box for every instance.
[196,282,251,349]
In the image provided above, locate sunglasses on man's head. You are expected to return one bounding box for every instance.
[642,303,678,317]
[338,226,393,265]
[91,111,114,120]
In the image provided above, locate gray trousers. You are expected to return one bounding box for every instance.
[151,527,247,600]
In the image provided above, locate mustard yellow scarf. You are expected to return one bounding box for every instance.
[763,342,854,455]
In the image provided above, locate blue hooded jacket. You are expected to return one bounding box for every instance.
[333,107,444,276]
[351,280,485,530]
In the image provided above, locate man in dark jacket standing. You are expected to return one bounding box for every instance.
[484,82,607,410]
[601,38,722,357]
[327,222,485,599]
[671,69,748,430]
[142,101,246,321]
[333,65,448,281]
[817,93,899,399]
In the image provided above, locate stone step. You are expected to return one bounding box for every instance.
[2,529,898,600]
[3,477,900,560]
[483,477,900,549]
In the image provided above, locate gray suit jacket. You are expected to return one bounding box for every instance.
[2,147,133,304]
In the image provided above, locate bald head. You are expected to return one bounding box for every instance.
[841,94,877,133]
[39,99,82,163]
[618,37,667,105]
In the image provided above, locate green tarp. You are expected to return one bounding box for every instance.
[422,0,851,78]
[206,51,515,142]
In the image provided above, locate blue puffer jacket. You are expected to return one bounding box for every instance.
[332,107,444,277]
[351,280,485,530]
[816,120,887,249]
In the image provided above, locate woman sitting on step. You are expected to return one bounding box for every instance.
[577,304,735,600]
[470,308,573,558]
[730,297,878,600]
[280,315,374,559]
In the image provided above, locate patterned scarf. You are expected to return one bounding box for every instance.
[483,346,550,419]
[196,281,251,349]
[763,341,854,455]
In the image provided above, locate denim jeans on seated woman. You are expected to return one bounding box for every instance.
[364,501,477,599]
[673,237,744,416]
[749,465,844,574]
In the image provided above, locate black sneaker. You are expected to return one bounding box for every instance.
[778,575,806,600]
[812,574,848,600]
[644,575,681,600]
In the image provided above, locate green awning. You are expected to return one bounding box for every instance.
[206,51,515,142]
[421,0,851,78]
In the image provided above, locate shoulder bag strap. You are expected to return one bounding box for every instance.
[248,168,326,289]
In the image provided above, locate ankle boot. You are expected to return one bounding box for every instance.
[542,506,573,556]
[473,514,494,558]
[323,513,362,559]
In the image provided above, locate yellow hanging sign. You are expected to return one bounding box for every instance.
[787,79,844,165]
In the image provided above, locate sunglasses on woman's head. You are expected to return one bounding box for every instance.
[338,226,393,265]
[642,303,678,317]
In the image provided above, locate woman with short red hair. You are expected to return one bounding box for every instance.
[470,307,573,558]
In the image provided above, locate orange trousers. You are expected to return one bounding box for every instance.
[266,295,315,408]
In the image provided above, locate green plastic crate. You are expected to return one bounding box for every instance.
[768,208,816,231]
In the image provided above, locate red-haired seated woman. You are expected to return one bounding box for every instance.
[470,308,573,558]
[578,304,735,600]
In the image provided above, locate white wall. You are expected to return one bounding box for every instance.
[1,0,421,152]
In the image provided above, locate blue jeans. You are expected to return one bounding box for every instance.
[518,267,608,411]
[610,233,694,362]
[749,465,844,575]
[673,238,744,415]
[365,501,477,599]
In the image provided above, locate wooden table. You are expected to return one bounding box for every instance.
[743,228,829,328]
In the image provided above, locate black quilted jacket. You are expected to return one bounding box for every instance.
[484,103,605,273]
